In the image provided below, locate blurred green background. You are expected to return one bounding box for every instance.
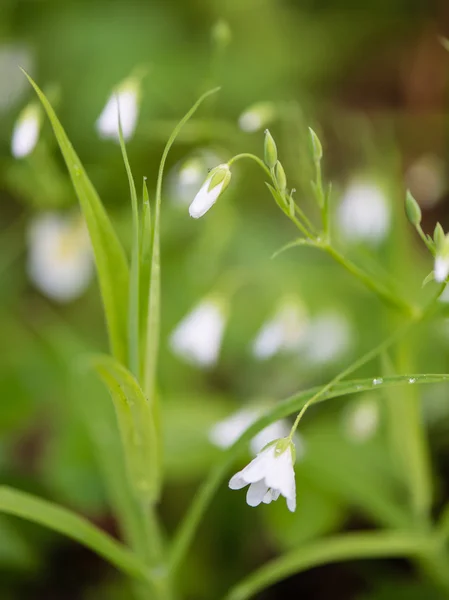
[2,0,449,598]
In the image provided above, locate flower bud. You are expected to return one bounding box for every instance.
[405,190,422,226]
[309,127,323,162]
[189,164,231,219]
[434,222,445,250]
[96,73,142,141]
[211,19,232,49]
[264,129,278,169]
[275,161,287,192]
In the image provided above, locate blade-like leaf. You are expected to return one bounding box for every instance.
[224,531,430,600]
[117,111,140,377]
[23,71,129,363]
[91,355,160,503]
[0,486,149,582]
[139,177,152,376]
[170,372,449,574]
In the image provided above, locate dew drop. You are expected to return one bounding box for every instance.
[372,378,383,385]
[408,378,416,384]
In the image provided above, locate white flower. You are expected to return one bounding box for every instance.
[252,300,307,359]
[209,406,304,456]
[169,150,222,206]
[229,439,296,511]
[435,234,449,283]
[27,212,93,302]
[189,164,231,218]
[343,397,379,443]
[337,180,390,245]
[96,76,140,141]
[302,312,352,365]
[11,103,40,158]
[238,101,276,133]
[169,299,227,367]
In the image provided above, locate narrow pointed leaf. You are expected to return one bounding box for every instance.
[117,112,140,376]
[23,71,129,363]
[0,487,150,582]
[91,355,160,503]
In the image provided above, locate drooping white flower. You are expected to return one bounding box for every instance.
[229,439,296,511]
[11,103,40,158]
[238,101,276,133]
[27,212,93,302]
[209,406,304,457]
[337,179,391,245]
[189,163,231,219]
[302,312,352,366]
[252,299,307,360]
[96,75,141,141]
[169,298,227,367]
[435,234,449,283]
[343,397,379,443]
[169,150,222,206]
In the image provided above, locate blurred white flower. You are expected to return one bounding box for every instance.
[209,406,304,456]
[0,44,33,113]
[252,299,307,359]
[96,76,140,141]
[229,439,296,511]
[11,103,40,158]
[27,213,93,302]
[170,298,227,367]
[302,312,352,365]
[169,150,222,205]
[343,397,379,443]
[405,154,446,208]
[189,163,231,218]
[337,180,390,245]
[238,101,276,133]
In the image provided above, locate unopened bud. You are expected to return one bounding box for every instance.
[275,161,287,192]
[434,222,445,250]
[189,164,231,219]
[309,127,322,162]
[264,129,278,169]
[405,190,422,226]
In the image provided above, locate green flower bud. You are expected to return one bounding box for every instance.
[434,222,445,250]
[264,129,278,169]
[405,190,421,226]
[309,127,323,162]
[275,161,287,191]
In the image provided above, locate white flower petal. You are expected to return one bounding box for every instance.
[435,256,449,283]
[250,420,290,455]
[246,480,269,507]
[252,301,307,360]
[263,447,295,498]
[228,473,247,490]
[189,178,223,219]
[12,110,39,158]
[96,86,139,141]
[209,408,260,449]
[286,494,296,512]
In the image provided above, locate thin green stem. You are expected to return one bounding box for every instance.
[228,152,272,178]
[416,223,435,254]
[223,531,437,600]
[325,245,420,318]
[143,86,220,399]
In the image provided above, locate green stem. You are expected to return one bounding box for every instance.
[227,152,272,178]
[222,531,437,600]
[325,245,420,318]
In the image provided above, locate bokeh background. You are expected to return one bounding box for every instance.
[2,1,449,598]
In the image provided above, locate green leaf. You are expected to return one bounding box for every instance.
[23,70,129,363]
[224,531,431,600]
[91,355,160,504]
[0,486,149,582]
[139,178,152,375]
[170,373,449,575]
[117,113,140,377]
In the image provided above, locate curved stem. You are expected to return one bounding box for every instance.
[228,152,272,178]
[222,531,436,600]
